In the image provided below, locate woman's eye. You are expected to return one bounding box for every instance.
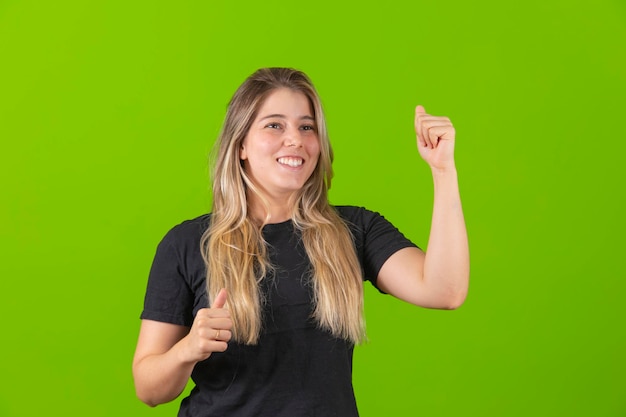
[301,125,316,131]
[266,123,281,129]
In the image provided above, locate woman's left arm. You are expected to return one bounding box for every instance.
[376,105,469,309]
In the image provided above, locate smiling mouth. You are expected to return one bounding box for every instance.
[277,157,304,167]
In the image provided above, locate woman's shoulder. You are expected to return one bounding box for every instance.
[333,205,382,226]
[159,213,211,247]
[333,205,411,243]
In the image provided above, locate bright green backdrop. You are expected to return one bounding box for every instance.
[1,0,625,416]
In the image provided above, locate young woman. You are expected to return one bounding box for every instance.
[133,67,469,416]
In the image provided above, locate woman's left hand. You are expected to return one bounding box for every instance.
[414,105,456,171]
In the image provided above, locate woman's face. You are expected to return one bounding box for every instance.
[240,88,320,201]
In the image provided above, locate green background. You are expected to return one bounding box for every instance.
[1,0,625,416]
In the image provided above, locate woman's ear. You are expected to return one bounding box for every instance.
[240,144,247,161]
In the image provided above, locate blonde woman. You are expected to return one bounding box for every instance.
[133,67,469,416]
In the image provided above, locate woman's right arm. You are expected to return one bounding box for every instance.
[132,289,232,407]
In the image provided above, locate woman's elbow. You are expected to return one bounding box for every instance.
[133,368,168,408]
[435,286,468,310]
[139,398,159,408]
[441,292,467,310]
[134,384,160,408]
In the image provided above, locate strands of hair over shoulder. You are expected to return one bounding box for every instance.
[201,68,366,345]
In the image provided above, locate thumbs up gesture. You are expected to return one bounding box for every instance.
[414,105,456,171]
[182,289,232,363]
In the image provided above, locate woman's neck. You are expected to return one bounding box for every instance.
[247,192,295,225]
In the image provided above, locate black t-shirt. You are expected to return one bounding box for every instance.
[141,206,418,417]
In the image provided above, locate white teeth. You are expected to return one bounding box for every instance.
[277,157,303,167]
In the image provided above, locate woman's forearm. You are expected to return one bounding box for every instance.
[133,337,196,407]
[423,167,470,308]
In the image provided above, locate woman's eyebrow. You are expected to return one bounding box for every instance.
[259,114,315,121]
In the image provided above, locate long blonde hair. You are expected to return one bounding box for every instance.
[201,68,365,345]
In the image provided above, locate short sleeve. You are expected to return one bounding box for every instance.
[140,216,210,326]
[337,206,419,289]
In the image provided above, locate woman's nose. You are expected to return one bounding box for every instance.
[283,127,303,147]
